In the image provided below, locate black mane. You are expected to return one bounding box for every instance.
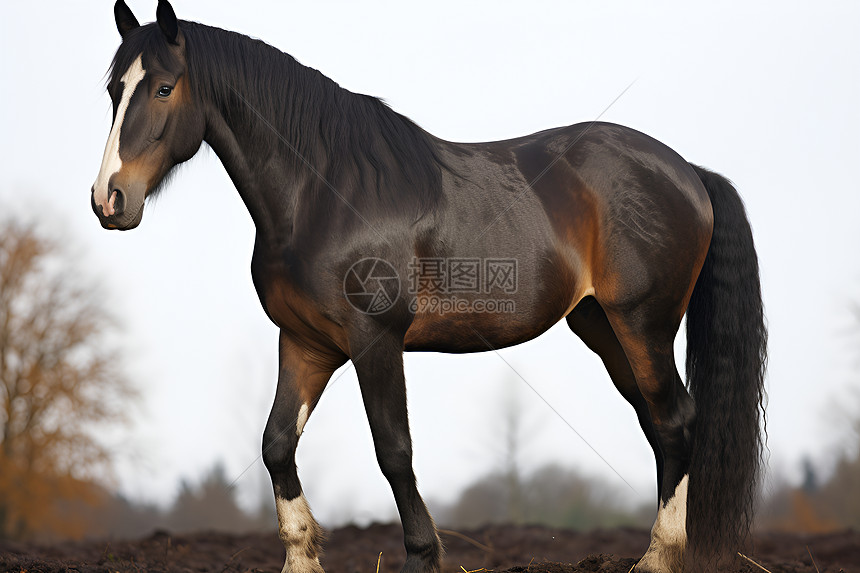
[110,21,445,219]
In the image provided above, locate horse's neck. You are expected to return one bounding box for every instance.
[203,100,293,247]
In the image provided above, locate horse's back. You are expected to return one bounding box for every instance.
[439,121,713,246]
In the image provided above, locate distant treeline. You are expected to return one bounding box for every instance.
[433,463,653,530]
[7,445,860,542]
[759,437,860,532]
[42,462,277,541]
[18,460,653,541]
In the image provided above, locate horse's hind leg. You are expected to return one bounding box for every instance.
[598,304,695,573]
[264,332,345,573]
[350,328,442,573]
[566,296,664,494]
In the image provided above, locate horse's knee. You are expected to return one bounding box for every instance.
[676,395,696,448]
[376,439,414,482]
[263,425,299,474]
[663,393,695,440]
[643,383,695,441]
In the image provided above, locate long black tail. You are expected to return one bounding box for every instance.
[686,165,767,563]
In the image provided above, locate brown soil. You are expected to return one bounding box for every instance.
[1,523,857,572]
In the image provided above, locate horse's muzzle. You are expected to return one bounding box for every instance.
[91,186,140,230]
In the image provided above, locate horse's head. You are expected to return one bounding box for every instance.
[91,0,205,230]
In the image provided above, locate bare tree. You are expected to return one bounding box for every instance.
[0,219,133,539]
[167,461,259,533]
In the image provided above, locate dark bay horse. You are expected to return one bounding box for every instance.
[91,2,766,571]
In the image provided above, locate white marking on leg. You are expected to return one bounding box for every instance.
[296,403,309,436]
[654,474,688,546]
[92,54,145,213]
[637,474,688,572]
[276,494,324,573]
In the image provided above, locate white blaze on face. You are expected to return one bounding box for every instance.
[637,474,689,573]
[92,54,146,215]
[296,403,309,436]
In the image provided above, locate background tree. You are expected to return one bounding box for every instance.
[167,461,265,533]
[0,218,133,539]
[757,302,860,532]
[440,376,650,530]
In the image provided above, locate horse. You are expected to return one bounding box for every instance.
[91,2,766,571]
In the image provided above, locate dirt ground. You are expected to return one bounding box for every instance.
[1,523,858,573]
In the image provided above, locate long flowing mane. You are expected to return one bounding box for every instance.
[109,21,445,218]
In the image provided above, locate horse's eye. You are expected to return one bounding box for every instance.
[157,86,173,98]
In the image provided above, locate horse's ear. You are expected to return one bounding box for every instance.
[114,0,140,39]
[156,0,180,46]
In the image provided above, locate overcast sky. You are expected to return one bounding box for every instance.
[2,1,859,525]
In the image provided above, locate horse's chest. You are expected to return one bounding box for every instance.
[257,273,348,356]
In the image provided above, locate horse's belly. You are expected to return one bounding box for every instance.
[404,271,588,353]
[404,309,556,353]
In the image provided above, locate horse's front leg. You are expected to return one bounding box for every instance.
[351,328,442,573]
[264,331,344,573]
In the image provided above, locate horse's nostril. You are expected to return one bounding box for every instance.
[112,189,126,217]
